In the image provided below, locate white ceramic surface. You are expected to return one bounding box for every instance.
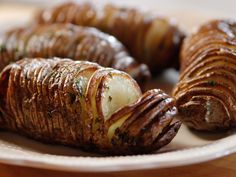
[0,125,235,172]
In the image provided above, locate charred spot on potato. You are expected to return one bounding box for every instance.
[68,93,77,104]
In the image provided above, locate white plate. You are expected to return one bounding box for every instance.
[0,0,236,173]
[0,125,235,172]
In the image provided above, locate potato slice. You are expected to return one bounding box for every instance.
[104,89,180,154]
[85,68,141,146]
[98,70,141,121]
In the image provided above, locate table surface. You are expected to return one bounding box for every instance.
[0,153,236,177]
[0,2,236,177]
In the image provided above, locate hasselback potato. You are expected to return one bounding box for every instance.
[173,19,236,131]
[36,2,185,74]
[0,23,150,86]
[0,58,181,154]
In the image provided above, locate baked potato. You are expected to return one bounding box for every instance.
[0,58,180,154]
[0,23,150,86]
[36,2,185,74]
[173,19,236,131]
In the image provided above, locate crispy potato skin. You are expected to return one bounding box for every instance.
[36,2,185,74]
[0,24,150,87]
[0,58,180,154]
[173,19,236,131]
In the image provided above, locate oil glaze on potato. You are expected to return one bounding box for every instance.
[0,24,150,86]
[36,2,185,74]
[173,19,236,131]
[0,58,180,154]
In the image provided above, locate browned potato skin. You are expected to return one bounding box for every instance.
[173,19,236,131]
[106,90,181,154]
[0,58,180,154]
[0,24,150,87]
[36,2,185,74]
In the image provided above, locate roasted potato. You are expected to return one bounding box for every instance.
[0,58,180,154]
[173,19,236,131]
[0,24,150,87]
[36,2,185,74]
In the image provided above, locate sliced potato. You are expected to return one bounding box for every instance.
[99,70,141,121]
[0,23,151,87]
[104,89,180,154]
[174,19,236,131]
[36,2,185,74]
[0,58,180,154]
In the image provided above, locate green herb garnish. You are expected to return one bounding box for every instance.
[108,72,113,78]
[104,84,110,90]
[95,117,100,123]
[208,80,217,86]
[0,44,6,52]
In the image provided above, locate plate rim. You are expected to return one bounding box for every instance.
[0,133,235,172]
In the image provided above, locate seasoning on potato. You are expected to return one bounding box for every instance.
[36,2,185,74]
[173,19,236,131]
[0,23,150,87]
[0,57,181,154]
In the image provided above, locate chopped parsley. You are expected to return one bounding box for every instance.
[104,84,110,90]
[0,44,6,52]
[208,80,217,86]
[108,96,112,102]
[108,72,113,78]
